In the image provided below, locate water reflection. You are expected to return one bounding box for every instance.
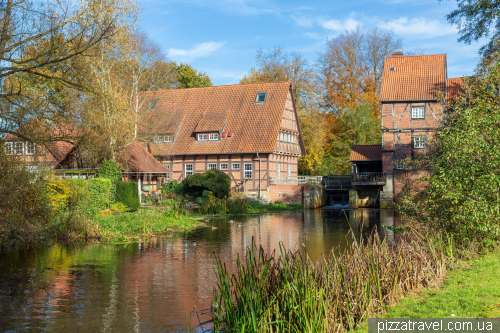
[0,209,397,332]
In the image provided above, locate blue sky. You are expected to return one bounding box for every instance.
[139,0,484,86]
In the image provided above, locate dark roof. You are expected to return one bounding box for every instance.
[123,142,171,173]
[380,54,447,102]
[139,82,306,156]
[349,145,382,161]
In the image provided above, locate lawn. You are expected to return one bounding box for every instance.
[92,207,205,242]
[353,250,500,332]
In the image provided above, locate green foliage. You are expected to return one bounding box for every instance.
[161,179,184,195]
[174,62,212,88]
[247,201,303,213]
[398,67,500,246]
[70,178,112,217]
[212,231,452,332]
[185,169,231,198]
[115,181,140,211]
[99,160,122,203]
[199,193,248,215]
[93,208,202,241]
[441,0,500,59]
[323,104,381,174]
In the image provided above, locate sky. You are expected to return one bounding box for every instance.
[139,0,485,86]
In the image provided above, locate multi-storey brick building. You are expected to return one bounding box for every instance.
[141,81,306,195]
[351,51,464,207]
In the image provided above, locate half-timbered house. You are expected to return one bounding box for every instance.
[141,81,306,195]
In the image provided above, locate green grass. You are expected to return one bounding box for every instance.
[247,201,303,213]
[92,207,205,242]
[352,250,500,332]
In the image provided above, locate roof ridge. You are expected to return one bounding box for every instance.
[142,81,291,94]
[388,53,446,58]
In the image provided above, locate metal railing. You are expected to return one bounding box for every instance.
[351,172,387,185]
[269,176,322,186]
[325,176,352,190]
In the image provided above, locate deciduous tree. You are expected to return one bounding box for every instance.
[174,62,212,88]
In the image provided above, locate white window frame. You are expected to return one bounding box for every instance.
[288,165,291,178]
[413,136,426,149]
[164,135,173,143]
[185,163,193,177]
[411,106,425,119]
[198,134,208,141]
[4,142,13,155]
[220,163,228,170]
[165,173,170,180]
[208,163,217,170]
[163,163,171,170]
[279,132,283,141]
[244,163,252,178]
[209,133,219,141]
[14,142,24,155]
[393,159,405,170]
[154,136,163,143]
[255,92,267,103]
[232,163,240,170]
[277,163,281,179]
[291,135,294,144]
[26,142,35,155]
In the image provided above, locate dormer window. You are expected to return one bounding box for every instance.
[198,134,208,141]
[209,133,219,141]
[147,99,159,110]
[255,92,267,103]
[154,136,163,143]
[164,135,173,143]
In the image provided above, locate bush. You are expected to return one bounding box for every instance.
[185,169,231,198]
[98,160,122,203]
[115,180,140,211]
[161,179,184,195]
[86,178,112,217]
[46,176,73,213]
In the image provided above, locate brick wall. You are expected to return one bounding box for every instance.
[268,185,308,204]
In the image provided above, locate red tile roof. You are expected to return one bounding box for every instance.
[140,82,306,156]
[349,145,382,161]
[446,77,465,101]
[122,142,171,173]
[380,54,447,102]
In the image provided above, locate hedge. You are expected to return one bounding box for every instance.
[115,180,140,211]
[68,178,112,217]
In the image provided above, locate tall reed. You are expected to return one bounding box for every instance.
[211,229,453,332]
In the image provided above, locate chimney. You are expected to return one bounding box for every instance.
[392,51,403,57]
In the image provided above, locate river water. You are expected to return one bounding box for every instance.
[0,208,397,332]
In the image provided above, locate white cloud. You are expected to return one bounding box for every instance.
[168,41,226,62]
[291,15,314,28]
[319,18,363,32]
[378,17,456,38]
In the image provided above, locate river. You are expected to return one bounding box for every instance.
[0,208,397,332]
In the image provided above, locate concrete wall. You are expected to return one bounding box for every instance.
[303,186,327,208]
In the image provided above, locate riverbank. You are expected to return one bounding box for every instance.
[247,201,303,213]
[92,207,205,242]
[352,249,500,332]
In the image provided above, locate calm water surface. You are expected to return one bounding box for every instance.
[0,209,396,332]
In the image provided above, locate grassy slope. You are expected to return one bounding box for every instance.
[92,208,205,241]
[247,202,303,213]
[353,250,500,332]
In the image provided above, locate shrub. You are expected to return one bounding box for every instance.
[115,180,140,211]
[86,178,112,217]
[185,169,231,198]
[161,179,184,195]
[98,160,122,203]
[46,176,73,212]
